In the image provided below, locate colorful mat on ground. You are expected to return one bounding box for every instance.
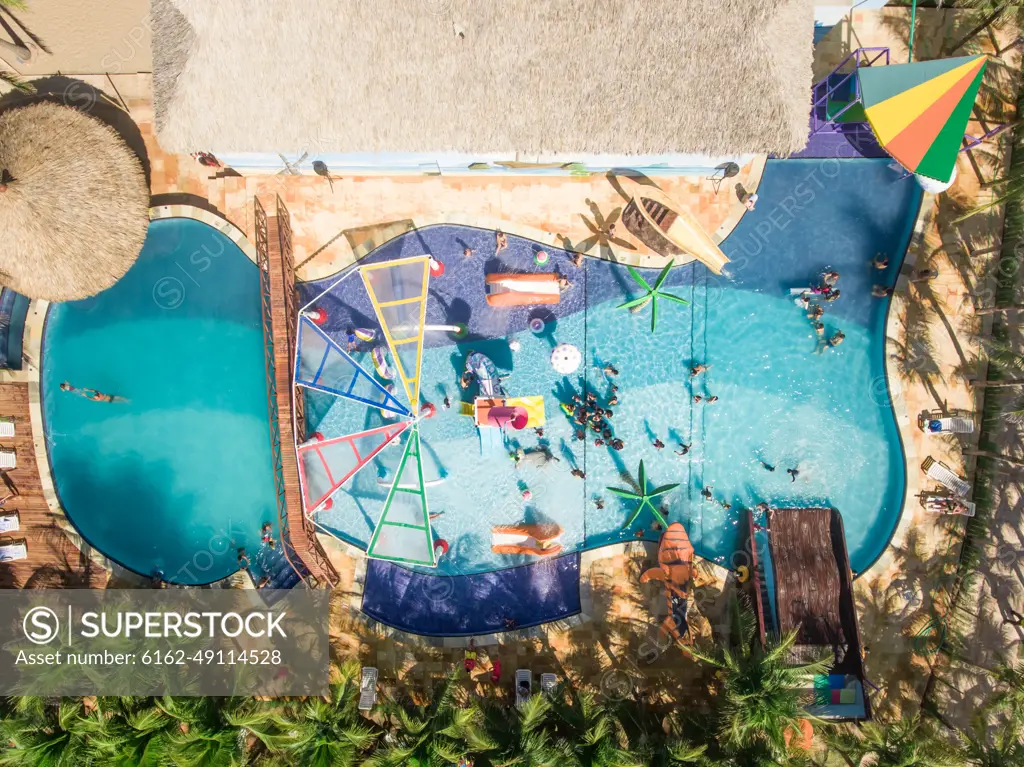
[858,54,987,183]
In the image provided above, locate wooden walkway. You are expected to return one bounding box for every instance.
[0,383,107,588]
[264,209,337,587]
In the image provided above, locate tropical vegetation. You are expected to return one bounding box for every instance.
[1,603,1023,766]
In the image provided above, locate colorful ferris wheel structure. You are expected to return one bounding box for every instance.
[292,255,439,567]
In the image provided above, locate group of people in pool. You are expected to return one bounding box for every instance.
[236,523,280,586]
[796,271,845,353]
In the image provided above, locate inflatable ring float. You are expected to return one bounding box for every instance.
[434,538,450,557]
[735,565,750,583]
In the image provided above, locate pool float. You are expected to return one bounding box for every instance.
[433,538,449,557]
[639,522,695,643]
[529,317,545,333]
[485,273,561,307]
[735,565,749,583]
[429,257,445,277]
[372,346,395,380]
[379,385,398,419]
[466,352,503,397]
[306,308,328,326]
[491,523,563,557]
[354,328,376,342]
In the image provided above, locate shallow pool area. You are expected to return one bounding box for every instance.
[302,159,920,578]
[42,217,279,585]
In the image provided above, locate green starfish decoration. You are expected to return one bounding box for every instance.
[607,460,679,529]
[617,260,689,332]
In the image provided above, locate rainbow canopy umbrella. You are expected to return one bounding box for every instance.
[858,55,987,183]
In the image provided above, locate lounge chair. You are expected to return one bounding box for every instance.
[923,496,976,517]
[0,510,19,533]
[515,669,532,709]
[0,449,15,470]
[358,667,378,711]
[923,417,974,435]
[540,673,557,695]
[0,417,14,438]
[0,536,27,562]
[922,457,970,498]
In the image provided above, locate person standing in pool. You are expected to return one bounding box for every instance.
[495,230,508,253]
[823,271,840,286]
[345,328,358,352]
[463,247,474,258]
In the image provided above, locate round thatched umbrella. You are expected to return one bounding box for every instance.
[0,102,149,301]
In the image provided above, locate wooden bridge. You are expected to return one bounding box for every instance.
[254,195,338,589]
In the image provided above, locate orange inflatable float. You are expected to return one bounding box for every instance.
[639,522,695,643]
[491,522,563,557]
[485,273,561,307]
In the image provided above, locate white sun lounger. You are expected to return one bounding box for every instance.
[0,510,19,533]
[923,457,970,498]
[923,417,974,435]
[540,673,557,695]
[0,449,15,470]
[358,667,378,711]
[0,537,27,562]
[0,417,14,438]
[515,669,532,709]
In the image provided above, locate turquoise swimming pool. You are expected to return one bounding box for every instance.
[306,159,919,577]
[42,217,278,585]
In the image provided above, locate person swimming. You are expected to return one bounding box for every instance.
[693,395,703,403]
[690,364,710,377]
[701,486,714,500]
[808,304,823,320]
[653,439,665,449]
[823,270,840,286]
[760,460,775,472]
[787,468,799,482]
[824,289,841,302]
[829,331,846,347]
[570,468,586,479]
[675,443,691,456]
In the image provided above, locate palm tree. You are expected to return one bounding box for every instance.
[0,0,46,92]
[687,604,830,759]
[85,697,179,767]
[548,687,642,767]
[940,1,1024,58]
[606,459,678,529]
[0,696,106,767]
[617,261,688,333]
[271,660,379,767]
[476,692,560,767]
[824,716,961,767]
[155,696,287,767]
[366,672,493,767]
[576,202,637,261]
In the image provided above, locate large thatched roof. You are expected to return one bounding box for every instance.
[151,0,815,157]
[0,103,149,301]
[768,508,847,648]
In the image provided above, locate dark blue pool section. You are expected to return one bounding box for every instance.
[361,554,581,636]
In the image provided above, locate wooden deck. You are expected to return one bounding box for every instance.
[0,383,107,588]
[263,208,338,587]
